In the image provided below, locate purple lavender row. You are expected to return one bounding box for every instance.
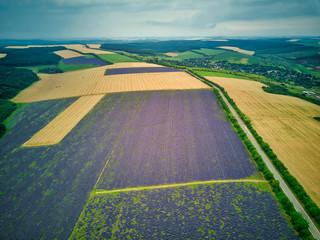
[105,67,182,75]
[62,56,109,66]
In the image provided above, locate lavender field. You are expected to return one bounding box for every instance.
[0,89,291,239]
[62,56,109,66]
[105,66,182,75]
[71,182,298,239]
[0,93,141,239]
[97,89,258,190]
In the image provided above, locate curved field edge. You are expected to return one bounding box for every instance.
[69,182,298,240]
[187,71,314,237]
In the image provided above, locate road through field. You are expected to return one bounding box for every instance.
[187,70,320,239]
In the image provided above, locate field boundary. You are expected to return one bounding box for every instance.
[23,94,105,147]
[95,179,268,195]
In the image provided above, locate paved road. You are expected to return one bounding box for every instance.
[188,70,320,239]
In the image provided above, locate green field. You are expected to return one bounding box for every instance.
[58,61,97,72]
[97,53,139,63]
[177,51,203,60]
[213,51,261,64]
[193,48,225,56]
[195,70,252,80]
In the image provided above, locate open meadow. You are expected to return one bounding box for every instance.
[206,76,320,206]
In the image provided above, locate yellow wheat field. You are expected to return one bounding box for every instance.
[105,62,164,69]
[23,95,104,147]
[12,66,209,103]
[87,44,101,49]
[217,46,255,55]
[53,50,84,59]
[206,76,320,206]
[66,44,115,55]
[164,52,179,57]
[0,53,6,58]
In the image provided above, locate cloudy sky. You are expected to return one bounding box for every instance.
[0,0,319,39]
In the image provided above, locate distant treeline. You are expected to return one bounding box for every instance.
[0,66,39,99]
[262,83,320,106]
[102,39,316,54]
[0,47,64,67]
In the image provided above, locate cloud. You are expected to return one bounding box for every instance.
[0,0,319,38]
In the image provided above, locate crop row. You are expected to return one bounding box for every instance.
[71,182,298,239]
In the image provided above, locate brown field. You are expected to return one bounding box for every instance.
[66,44,115,55]
[217,46,255,55]
[0,53,6,58]
[23,95,104,147]
[87,44,101,49]
[53,50,84,59]
[12,66,209,103]
[164,52,179,57]
[206,76,320,206]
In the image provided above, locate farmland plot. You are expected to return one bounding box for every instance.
[66,44,115,55]
[54,50,84,59]
[0,93,145,239]
[0,89,261,239]
[97,89,258,190]
[23,94,105,146]
[217,46,255,55]
[71,182,298,239]
[86,44,101,49]
[62,56,109,67]
[105,67,182,75]
[12,67,209,103]
[206,76,320,206]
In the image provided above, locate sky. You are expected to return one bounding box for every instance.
[0,0,319,39]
